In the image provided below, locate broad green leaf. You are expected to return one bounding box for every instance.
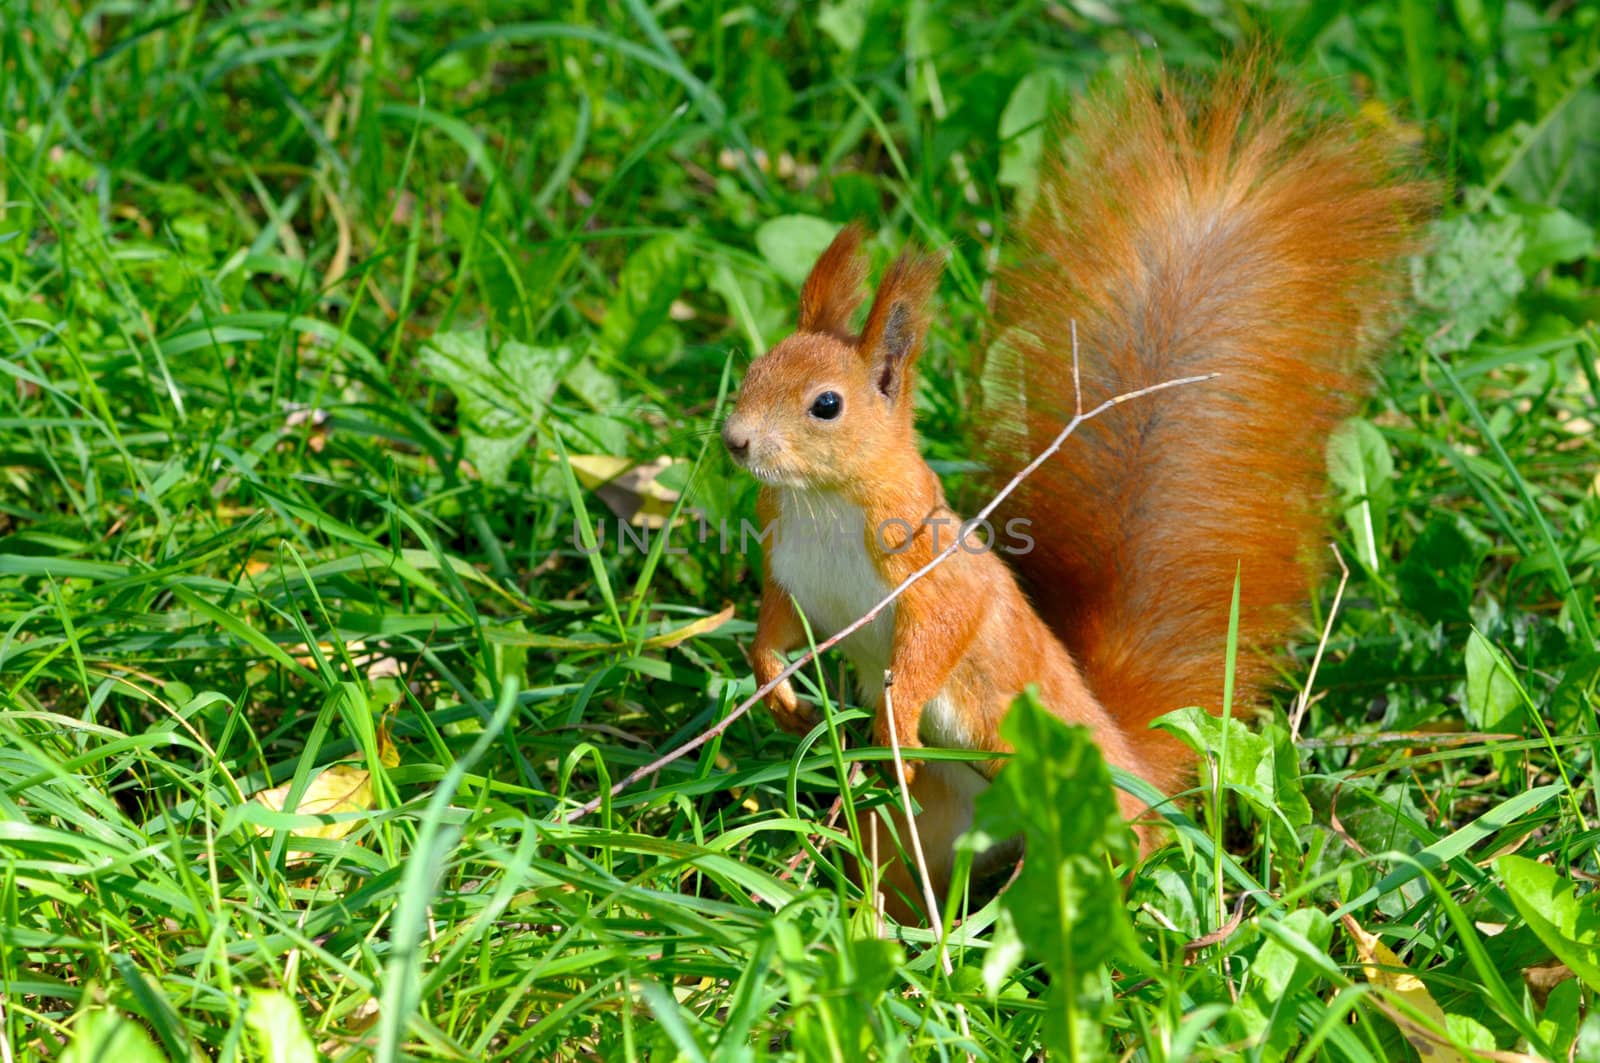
[1412,214,1525,355]
[62,1009,165,1063]
[1253,908,1332,1000]
[817,0,871,53]
[708,259,787,354]
[1237,906,1337,1061]
[1450,0,1495,54]
[1509,202,1595,274]
[1326,417,1394,572]
[999,69,1069,201]
[791,934,905,1060]
[1445,1013,1496,1054]
[598,231,690,364]
[1550,652,1600,737]
[1576,1012,1600,1062]
[1327,783,1562,920]
[981,905,1027,999]
[1153,707,1311,845]
[973,691,1141,1058]
[1395,515,1488,623]
[1463,631,1525,734]
[421,329,567,485]
[1540,978,1582,1057]
[1482,28,1600,212]
[755,215,841,289]
[562,355,623,409]
[441,187,536,336]
[246,989,319,1063]
[1497,855,1600,992]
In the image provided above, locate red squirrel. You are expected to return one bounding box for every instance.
[719,56,1430,913]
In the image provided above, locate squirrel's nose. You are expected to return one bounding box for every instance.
[722,425,751,460]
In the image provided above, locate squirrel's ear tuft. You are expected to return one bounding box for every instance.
[859,250,942,408]
[798,223,869,335]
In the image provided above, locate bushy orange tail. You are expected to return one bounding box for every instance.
[981,56,1432,792]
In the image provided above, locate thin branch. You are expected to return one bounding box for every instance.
[1290,543,1350,742]
[869,796,884,937]
[1071,319,1082,420]
[1182,890,1257,954]
[561,368,1218,823]
[882,672,974,1051]
[0,993,13,1063]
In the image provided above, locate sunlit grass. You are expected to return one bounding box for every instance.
[2,1,1598,1059]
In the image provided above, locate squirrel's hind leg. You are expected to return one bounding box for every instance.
[853,760,1017,924]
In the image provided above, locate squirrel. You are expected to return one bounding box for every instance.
[719,54,1430,917]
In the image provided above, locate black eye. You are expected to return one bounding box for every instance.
[809,391,843,420]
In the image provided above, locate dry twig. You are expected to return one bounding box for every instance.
[1290,542,1350,742]
[882,674,974,1050]
[560,335,1216,823]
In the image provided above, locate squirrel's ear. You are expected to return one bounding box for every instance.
[858,251,942,408]
[798,223,869,335]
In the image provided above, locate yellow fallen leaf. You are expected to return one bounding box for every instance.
[1358,99,1425,148]
[564,454,683,528]
[376,723,399,770]
[253,763,375,858]
[319,996,380,1057]
[650,604,734,649]
[367,655,402,682]
[565,453,634,487]
[1342,915,1469,1062]
[485,605,735,653]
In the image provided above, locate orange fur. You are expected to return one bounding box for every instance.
[983,56,1432,793]
[798,222,869,336]
[724,54,1431,920]
[725,226,1149,918]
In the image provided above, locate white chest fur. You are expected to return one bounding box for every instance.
[765,489,971,750]
[767,489,895,677]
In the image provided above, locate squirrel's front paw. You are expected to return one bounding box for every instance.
[764,678,817,735]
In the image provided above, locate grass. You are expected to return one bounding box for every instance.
[2,0,1598,1059]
